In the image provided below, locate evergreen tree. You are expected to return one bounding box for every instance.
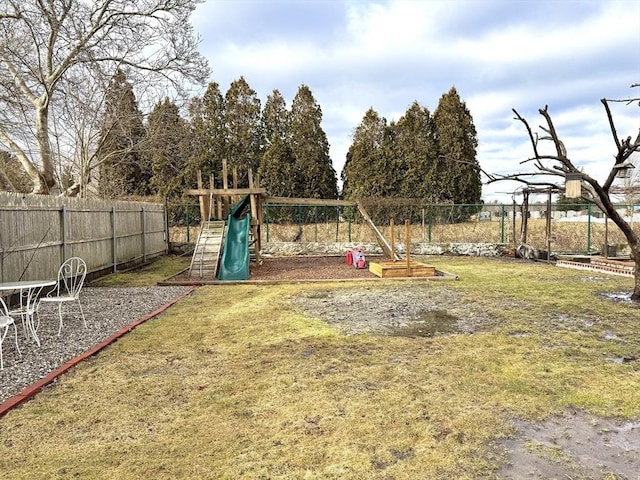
[556,192,590,211]
[224,77,263,185]
[186,96,207,186]
[258,89,296,198]
[146,98,189,198]
[203,82,227,184]
[261,89,289,148]
[394,102,439,200]
[341,108,394,198]
[96,69,148,198]
[187,82,226,187]
[289,85,338,199]
[259,135,297,197]
[433,86,481,204]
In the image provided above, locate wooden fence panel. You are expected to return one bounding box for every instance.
[0,193,167,282]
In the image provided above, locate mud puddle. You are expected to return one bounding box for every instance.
[597,291,640,304]
[386,310,459,337]
[499,410,640,479]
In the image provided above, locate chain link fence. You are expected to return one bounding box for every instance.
[167,199,639,255]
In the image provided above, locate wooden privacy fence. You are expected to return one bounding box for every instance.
[0,193,167,283]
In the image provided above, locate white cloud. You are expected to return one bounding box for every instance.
[191,0,640,202]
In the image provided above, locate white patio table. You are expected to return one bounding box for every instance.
[0,279,57,347]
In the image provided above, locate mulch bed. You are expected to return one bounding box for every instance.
[165,255,383,283]
[250,255,377,281]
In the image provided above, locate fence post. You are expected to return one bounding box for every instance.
[141,207,146,262]
[163,198,169,255]
[587,203,592,252]
[186,208,190,243]
[265,204,270,243]
[428,208,433,242]
[512,200,517,247]
[500,204,505,243]
[112,206,117,273]
[314,208,318,242]
[60,204,67,262]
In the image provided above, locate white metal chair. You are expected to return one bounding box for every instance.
[38,257,88,335]
[0,298,21,370]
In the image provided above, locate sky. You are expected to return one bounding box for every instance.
[190,0,640,203]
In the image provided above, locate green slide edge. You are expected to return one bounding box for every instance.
[218,198,251,280]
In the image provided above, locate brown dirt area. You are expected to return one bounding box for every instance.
[499,411,640,479]
[250,255,377,281]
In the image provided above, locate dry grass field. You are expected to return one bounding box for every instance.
[1,256,638,479]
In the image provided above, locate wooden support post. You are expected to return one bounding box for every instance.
[248,169,257,218]
[390,218,395,262]
[222,160,229,218]
[248,169,261,259]
[405,219,411,275]
[256,194,263,252]
[213,173,222,219]
[197,170,209,223]
[232,167,238,208]
[209,175,215,220]
[222,160,228,189]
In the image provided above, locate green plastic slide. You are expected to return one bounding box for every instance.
[218,196,251,281]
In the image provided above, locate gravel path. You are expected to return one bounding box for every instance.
[0,285,192,404]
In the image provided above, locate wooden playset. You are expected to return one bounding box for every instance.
[185,161,439,280]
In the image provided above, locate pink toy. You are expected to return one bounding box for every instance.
[352,250,366,269]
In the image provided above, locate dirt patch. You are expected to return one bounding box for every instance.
[288,283,498,336]
[499,410,640,479]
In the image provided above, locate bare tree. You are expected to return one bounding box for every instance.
[490,85,640,300]
[0,0,209,194]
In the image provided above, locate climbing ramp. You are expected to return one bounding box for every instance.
[188,220,226,278]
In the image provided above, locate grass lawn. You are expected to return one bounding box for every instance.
[1,256,639,479]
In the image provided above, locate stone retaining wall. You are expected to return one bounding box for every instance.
[261,242,507,257]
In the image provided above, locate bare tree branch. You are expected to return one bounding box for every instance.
[0,0,209,194]
[494,86,640,299]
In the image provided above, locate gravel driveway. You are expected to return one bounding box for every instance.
[0,285,192,405]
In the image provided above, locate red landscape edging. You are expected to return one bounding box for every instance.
[0,286,197,418]
[556,259,634,277]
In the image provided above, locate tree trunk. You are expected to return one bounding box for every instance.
[0,130,45,192]
[33,96,56,194]
[630,242,640,301]
[604,203,640,301]
[0,168,16,191]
